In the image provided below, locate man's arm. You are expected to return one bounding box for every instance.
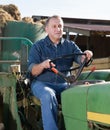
[30,59,55,76]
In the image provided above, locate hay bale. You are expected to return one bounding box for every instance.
[39,19,47,25]
[0,8,14,27]
[0,4,21,28]
[0,4,21,20]
[22,17,34,24]
[36,19,47,26]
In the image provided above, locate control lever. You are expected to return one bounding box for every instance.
[84,66,96,80]
[51,67,75,83]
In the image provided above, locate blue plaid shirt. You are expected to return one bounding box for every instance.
[28,36,82,83]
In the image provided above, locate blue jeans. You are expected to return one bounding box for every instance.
[31,81,68,130]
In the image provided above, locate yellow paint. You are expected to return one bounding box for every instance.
[87,112,110,124]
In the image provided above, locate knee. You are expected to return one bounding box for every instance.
[41,91,54,102]
[40,88,57,105]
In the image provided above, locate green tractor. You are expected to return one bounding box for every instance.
[62,69,110,130]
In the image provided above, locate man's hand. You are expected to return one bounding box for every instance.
[41,59,55,69]
[81,50,93,63]
[31,59,55,76]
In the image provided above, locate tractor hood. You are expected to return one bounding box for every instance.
[61,69,110,130]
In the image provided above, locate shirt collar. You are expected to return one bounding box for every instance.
[45,36,64,46]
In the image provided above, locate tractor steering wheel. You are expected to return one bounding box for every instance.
[50,53,92,84]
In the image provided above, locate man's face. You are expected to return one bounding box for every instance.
[45,18,64,43]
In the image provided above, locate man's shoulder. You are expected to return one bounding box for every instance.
[34,37,46,46]
[62,38,75,45]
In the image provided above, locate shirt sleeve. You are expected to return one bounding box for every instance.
[28,42,41,72]
[28,63,36,72]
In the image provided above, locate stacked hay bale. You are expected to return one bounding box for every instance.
[0,4,21,59]
[0,4,21,36]
[0,3,47,43]
[0,8,14,28]
[22,16,47,26]
[22,16,34,24]
[0,3,46,34]
[0,4,21,21]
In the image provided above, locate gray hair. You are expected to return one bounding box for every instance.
[45,15,64,27]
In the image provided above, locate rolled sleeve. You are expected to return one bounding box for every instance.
[76,55,82,65]
[28,63,36,72]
